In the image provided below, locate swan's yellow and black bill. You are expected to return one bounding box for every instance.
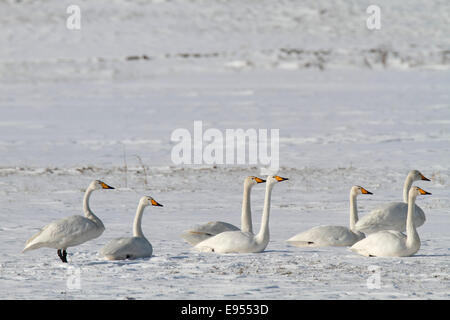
[151,199,163,207]
[421,174,430,181]
[361,187,373,195]
[101,182,115,189]
[275,176,289,182]
[418,187,431,195]
[255,177,266,183]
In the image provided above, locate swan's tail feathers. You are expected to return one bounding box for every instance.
[22,229,46,253]
[22,241,44,253]
[181,231,213,246]
[286,240,315,247]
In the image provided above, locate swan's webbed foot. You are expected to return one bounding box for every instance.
[57,249,68,263]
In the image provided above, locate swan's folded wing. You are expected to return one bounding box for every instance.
[286,226,326,246]
[355,202,406,233]
[356,202,426,234]
[287,225,359,247]
[194,231,255,253]
[24,215,103,251]
[350,230,406,256]
[50,215,103,245]
[181,221,240,246]
[100,237,152,260]
[187,221,240,235]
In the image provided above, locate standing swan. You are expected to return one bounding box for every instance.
[350,186,431,257]
[355,170,430,234]
[181,176,266,246]
[286,186,372,247]
[194,175,288,254]
[22,180,115,263]
[99,196,163,260]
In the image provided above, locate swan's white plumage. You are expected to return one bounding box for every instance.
[100,237,152,260]
[23,215,104,252]
[194,175,287,254]
[181,222,239,246]
[99,196,162,260]
[286,185,370,247]
[22,180,113,257]
[195,231,261,253]
[351,186,430,257]
[354,170,429,234]
[355,202,425,234]
[181,176,265,246]
[286,225,364,247]
[350,230,411,257]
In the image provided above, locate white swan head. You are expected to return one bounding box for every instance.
[245,176,266,187]
[266,175,289,185]
[89,180,115,190]
[351,185,373,196]
[408,170,430,182]
[139,196,164,207]
[409,186,431,198]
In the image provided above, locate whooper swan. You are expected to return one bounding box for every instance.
[286,186,372,247]
[99,196,163,260]
[22,180,115,263]
[181,176,265,246]
[351,186,431,257]
[194,175,288,254]
[355,170,430,234]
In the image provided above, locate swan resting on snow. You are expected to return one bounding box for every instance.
[99,196,163,260]
[22,180,115,263]
[194,175,288,254]
[355,170,430,234]
[286,186,372,247]
[181,176,266,246]
[351,186,431,257]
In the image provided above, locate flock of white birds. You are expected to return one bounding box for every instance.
[22,170,432,263]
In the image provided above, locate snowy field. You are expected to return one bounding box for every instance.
[0,0,449,300]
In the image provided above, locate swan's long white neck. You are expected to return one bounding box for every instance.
[349,191,358,230]
[403,174,415,203]
[406,192,420,249]
[133,202,147,238]
[83,186,104,228]
[241,182,253,233]
[255,182,274,245]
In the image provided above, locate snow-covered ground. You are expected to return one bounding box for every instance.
[0,1,449,299]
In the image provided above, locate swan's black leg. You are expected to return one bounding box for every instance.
[57,249,68,263]
[57,249,63,261]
